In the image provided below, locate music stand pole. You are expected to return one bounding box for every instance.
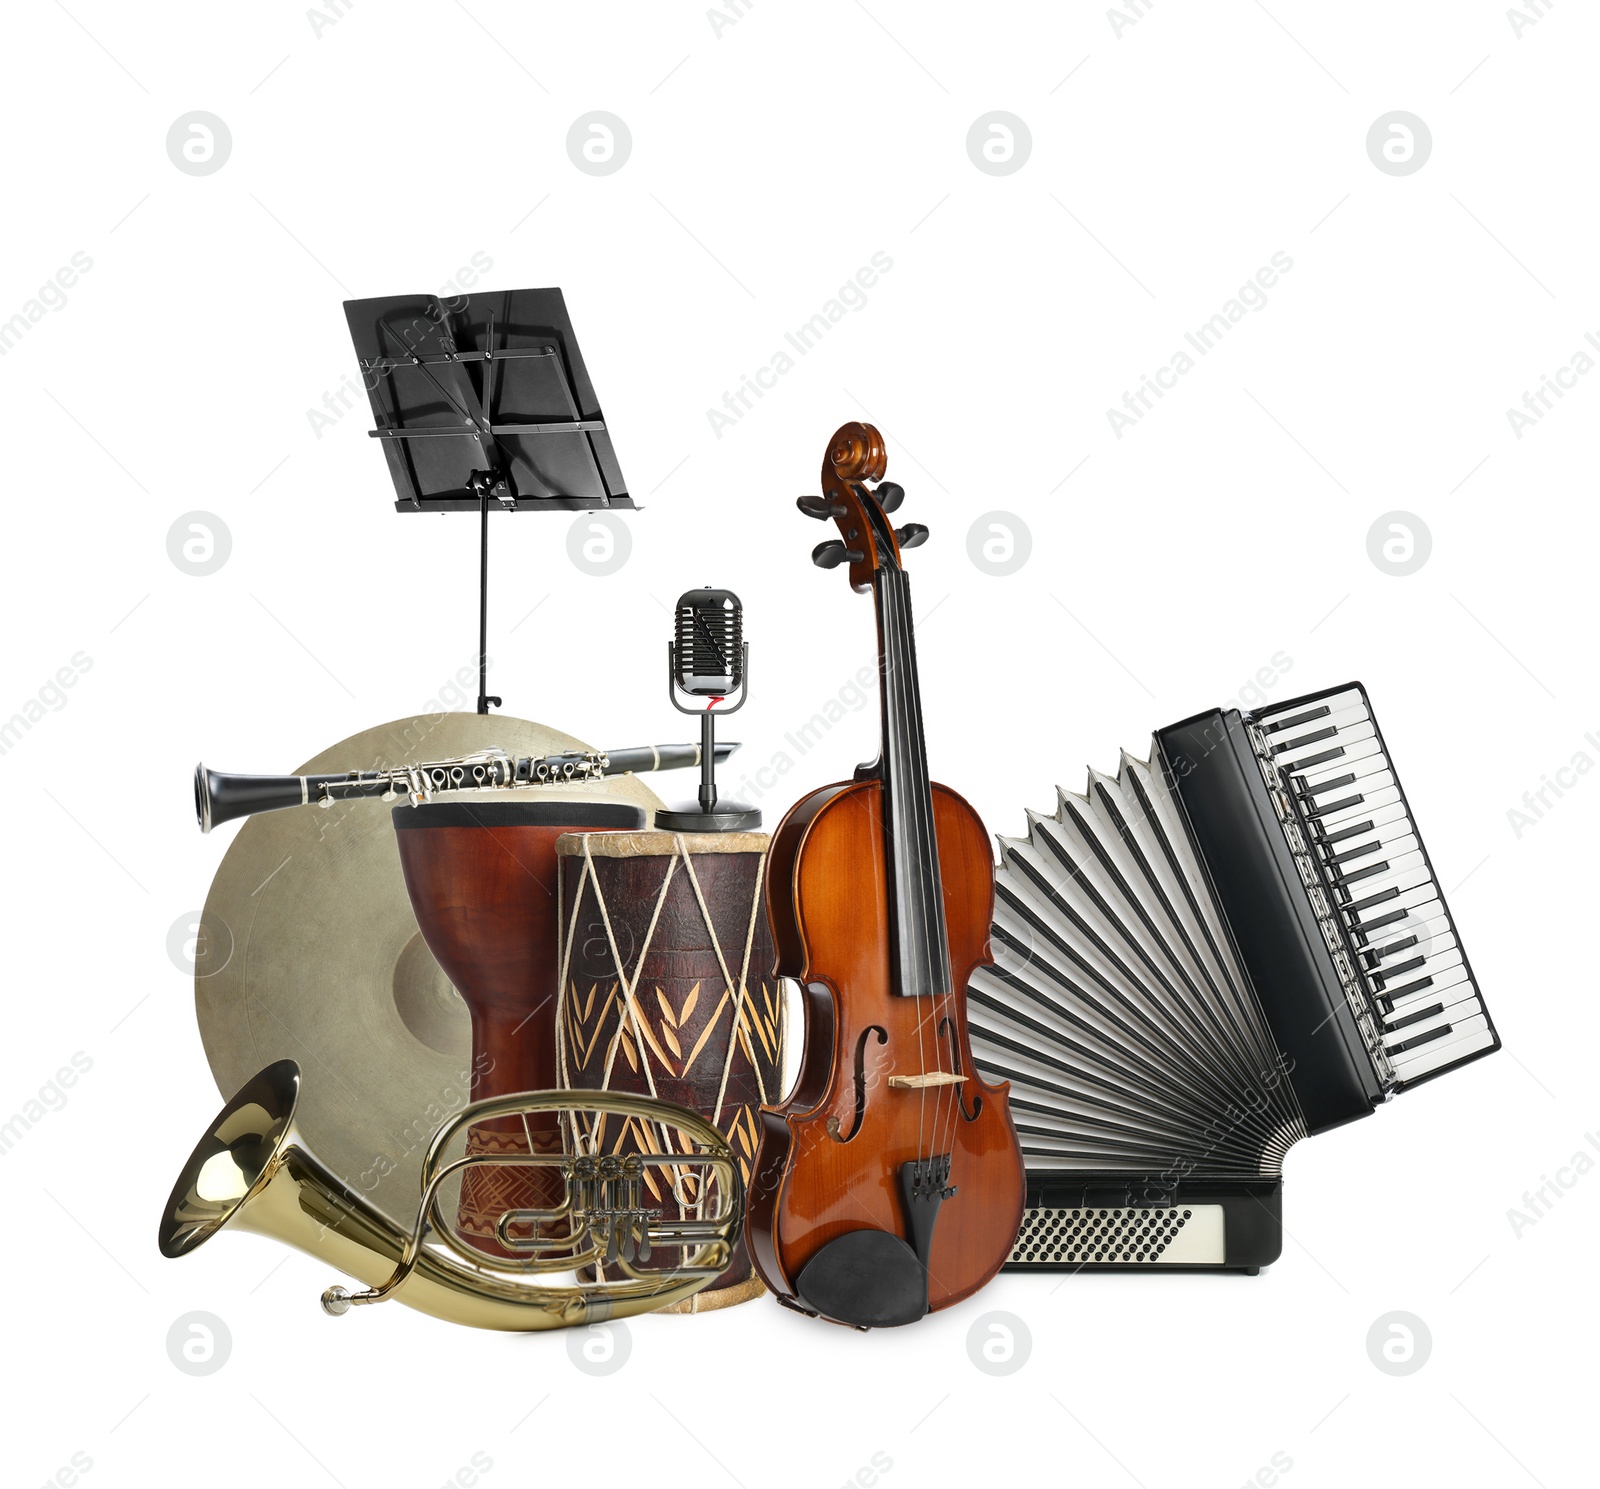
[477,489,498,715]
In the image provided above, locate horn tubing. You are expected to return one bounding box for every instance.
[158,1062,741,1331]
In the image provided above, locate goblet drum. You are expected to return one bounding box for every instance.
[392,799,646,1254]
[555,829,784,1310]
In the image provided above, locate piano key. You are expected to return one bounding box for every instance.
[1314,800,1411,849]
[1272,710,1373,767]
[1363,916,1453,962]
[1330,846,1425,891]
[1265,698,1367,735]
[1360,907,1448,954]
[1273,709,1370,755]
[1370,925,1456,971]
[1256,686,1366,723]
[1326,837,1387,868]
[1301,777,1397,825]
[1358,889,1444,924]
[1343,879,1442,932]
[1372,940,1460,992]
[1366,933,1418,963]
[1328,835,1421,883]
[1385,1023,1455,1056]
[1294,738,1387,790]
[1382,970,1475,1023]
[1383,961,1471,1016]
[1385,987,1474,1036]
[1397,1006,1486,1045]
[1341,799,1417,841]
[1306,776,1399,825]
[1389,1019,1496,1081]
[1389,982,1480,1034]
[1318,815,1408,850]
[1340,859,1434,911]
[1372,952,1426,982]
[1335,833,1422,876]
[1382,992,1482,1048]
[1258,704,1332,735]
[1314,798,1410,847]
[1286,722,1376,767]
[1319,817,1375,847]
[1379,963,1463,1006]
[1270,723,1338,757]
[1382,1000,1445,1033]
[1331,838,1420,882]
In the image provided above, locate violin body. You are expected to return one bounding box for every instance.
[747,421,1024,1327]
[749,777,1024,1320]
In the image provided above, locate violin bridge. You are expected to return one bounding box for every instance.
[887,1071,965,1090]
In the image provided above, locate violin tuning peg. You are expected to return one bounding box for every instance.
[796,495,836,520]
[812,540,864,570]
[894,523,929,549]
[876,481,905,513]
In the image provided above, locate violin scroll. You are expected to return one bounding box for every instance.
[806,422,930,594]
[827,421,887,485]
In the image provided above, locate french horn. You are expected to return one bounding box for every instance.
[159,1060,742,1330]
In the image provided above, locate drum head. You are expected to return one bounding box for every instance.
[194,712,663,1227]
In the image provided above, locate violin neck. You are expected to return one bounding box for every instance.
[872,562,951,999]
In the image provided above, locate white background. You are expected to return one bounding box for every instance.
[3,3,1596,1486]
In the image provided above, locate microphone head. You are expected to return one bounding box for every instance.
[673,587,743,696]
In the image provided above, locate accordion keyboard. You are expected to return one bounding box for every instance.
[1255,686,1495,1086]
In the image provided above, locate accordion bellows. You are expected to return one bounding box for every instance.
[969,748,1308,1182]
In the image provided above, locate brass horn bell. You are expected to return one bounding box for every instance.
[159,1060,742,1330]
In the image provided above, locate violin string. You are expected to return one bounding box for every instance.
[880,555,929,1165]
[898,559,960,1172]
[888,550,954,1168]
[897,532,964,1177]
[892,560,948,1164]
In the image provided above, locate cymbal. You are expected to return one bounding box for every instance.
[194,712,664,1228]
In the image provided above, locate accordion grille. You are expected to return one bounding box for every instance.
[1010,1204,1226,1266]
[970,744,1307,1180]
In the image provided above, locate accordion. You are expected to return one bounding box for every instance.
[969,683,1499,1273]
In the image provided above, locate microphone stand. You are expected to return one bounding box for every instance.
[656,642,760,833]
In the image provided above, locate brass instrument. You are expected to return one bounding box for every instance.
[160,1060,742,1330]
[195,741,737,832]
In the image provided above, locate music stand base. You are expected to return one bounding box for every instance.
[654,803,762,833]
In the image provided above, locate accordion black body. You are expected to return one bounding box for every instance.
[970,683,1498,1273]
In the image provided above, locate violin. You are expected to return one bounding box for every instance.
[749,423,1024,1328]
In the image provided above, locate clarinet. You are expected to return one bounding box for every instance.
[195,742,738,833]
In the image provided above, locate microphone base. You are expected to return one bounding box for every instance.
[654,802,762,833]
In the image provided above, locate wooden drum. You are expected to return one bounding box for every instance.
[556,830,783,1311]
[392,799,645,1254]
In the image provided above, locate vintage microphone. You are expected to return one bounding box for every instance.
[655,587,760,832]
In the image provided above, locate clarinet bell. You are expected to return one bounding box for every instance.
[195,764,313,834]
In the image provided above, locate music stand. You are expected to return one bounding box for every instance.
[344,287,635,714]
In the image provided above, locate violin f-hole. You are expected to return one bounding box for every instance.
[940,1016,981,1122]
[826,1025,888,1143]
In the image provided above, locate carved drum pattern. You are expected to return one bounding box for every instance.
[556,830,783,1310]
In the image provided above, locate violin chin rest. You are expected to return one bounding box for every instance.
[794,1227,929,1329]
